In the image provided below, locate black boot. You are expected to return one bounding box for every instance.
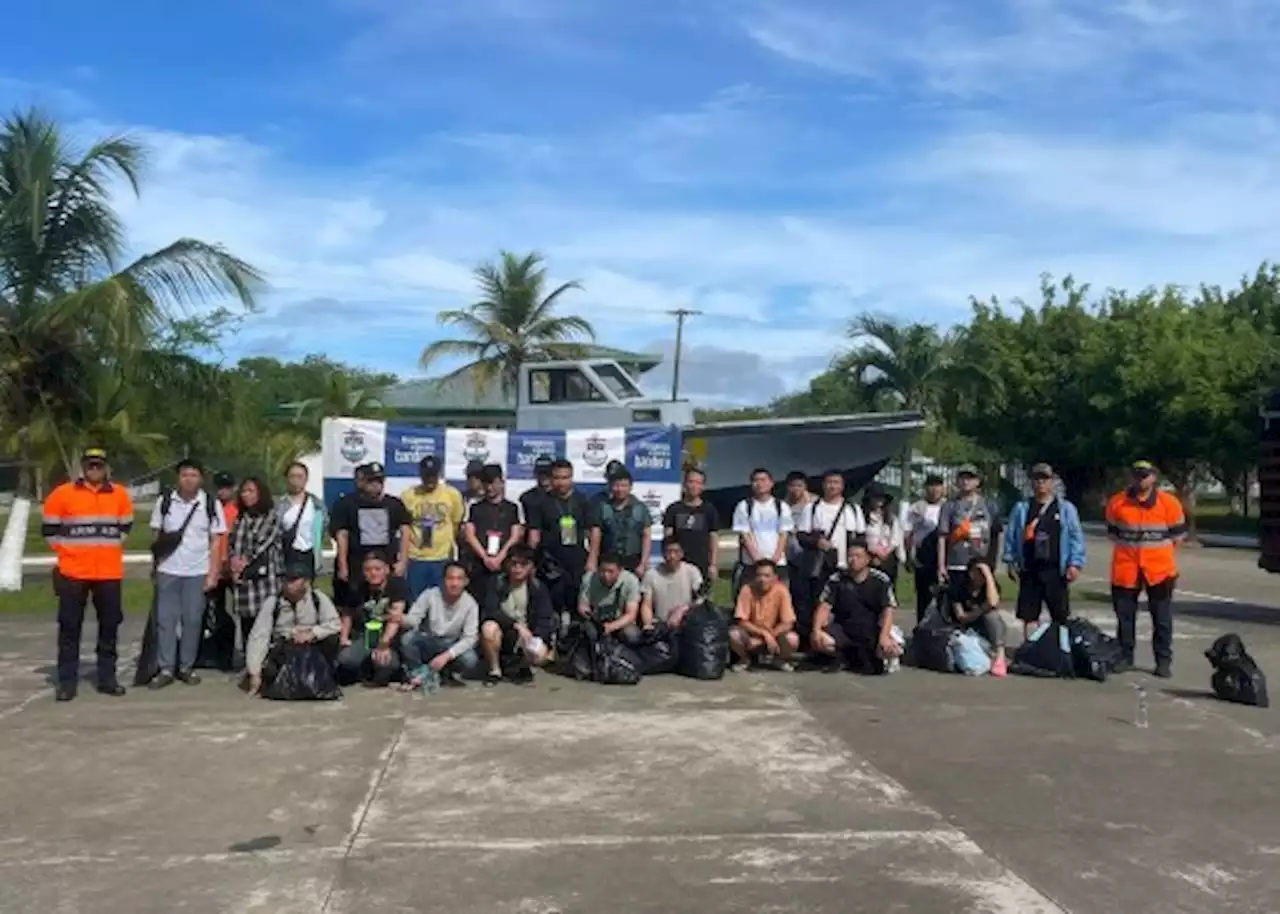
[55,682,77,702]
[1154,659,1172,679]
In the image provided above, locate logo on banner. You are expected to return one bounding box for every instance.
[641,488,663,523]
[340,429,368,463]
[463,432,490,464]
[582,433,609,469]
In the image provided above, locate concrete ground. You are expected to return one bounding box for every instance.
[1,536,1277,913]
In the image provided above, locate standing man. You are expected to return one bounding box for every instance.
[662,466,720,582]
[935,465,1002,610]
[1003,463,1086,639]
[1106,460,1187,677]
[796,470,863,643]
[210,470,238,630]
[401,455,465,603]
[904,473,946,620]
[526,458,590,627]
[587,465,651,577]
[462,464,524,600]
[43,447,134,701]
[149,459,228,689]
[329,462,412,607]
[520,454,555,544]
[731,468,794,597]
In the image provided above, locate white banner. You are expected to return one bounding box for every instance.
[443,428,510,480]
[322,417,387,478]
[564,428,626,485]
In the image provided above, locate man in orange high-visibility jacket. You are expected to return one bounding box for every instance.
[42,447,134,701]
[1105,459,1187,678]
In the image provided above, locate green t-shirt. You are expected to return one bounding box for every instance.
[580,570,640,623]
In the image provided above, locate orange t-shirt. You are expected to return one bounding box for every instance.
[735,581,796,632]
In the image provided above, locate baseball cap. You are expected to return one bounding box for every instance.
[533,454,554,474]
[609,466,633,483]
[1030,463,1054,478]
[1131,459,1156,474]
[924,472,945,486]
[80,447,107,464]
[605,459,626,480]
[213,471,235,488]
[364,461,386,479]
[418,455,441,475]
[956,463,980,478]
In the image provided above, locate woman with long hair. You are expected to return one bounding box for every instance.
[277,461,327,578]
[229,477,283,654]
[861,484,906,585]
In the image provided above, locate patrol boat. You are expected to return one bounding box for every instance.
[515,358,924,488]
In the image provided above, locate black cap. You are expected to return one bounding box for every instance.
[80,447,108,464]
[419,455,441,475]
[924,473,945,486]
[481,463,504,484]
[465,460,485,479]
[609,466,633,483]
[213,471,235,488]
[283,558,314,581]
[533,454,554,474]
[364,461,386,479]
[605,459,627,481]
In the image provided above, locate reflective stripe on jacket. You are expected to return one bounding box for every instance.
[41,480,135,581]
[1105,487,1186,588]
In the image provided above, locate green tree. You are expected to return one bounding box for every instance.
[418,251,595,393]
[0,108,262,489]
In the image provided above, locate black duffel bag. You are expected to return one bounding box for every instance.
[910,596,956,674]
[1010,621,1075,678]
[1206,634,1270,708]
[678,603,729,680]
[1066,617,1123,682]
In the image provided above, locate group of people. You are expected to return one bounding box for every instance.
[40,443,1188,701]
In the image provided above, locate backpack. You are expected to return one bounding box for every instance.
[1010,622,1075,678]
[158,487,219,526]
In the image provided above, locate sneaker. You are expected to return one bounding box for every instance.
[990,654,1007,678]
[175,669,201,686]
[821,660,845,675]
[778,661,795,673]
[483,669,502,688]
[96,680,127,697]
[512,667,535,686]
[55,683,77,702]
[441,672,466,688]
[729,662,749,673]
[1154,660,1172,679]
[885,656,901,675]
[149,672,175,690]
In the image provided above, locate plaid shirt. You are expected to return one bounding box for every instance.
[230,511,283,620]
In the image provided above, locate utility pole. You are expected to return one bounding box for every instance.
[668,307,701,401]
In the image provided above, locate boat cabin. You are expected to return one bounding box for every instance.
[516,359,695,430]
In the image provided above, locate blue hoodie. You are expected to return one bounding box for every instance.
[1003,495,1087,576]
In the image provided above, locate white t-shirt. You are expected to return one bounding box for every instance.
[905,500,943,560]
[280,495,316,551]
[732,496,796,567]
[805,499,866,570]
[150,490,228,578]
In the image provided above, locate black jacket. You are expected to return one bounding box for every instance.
[482,575,556,642]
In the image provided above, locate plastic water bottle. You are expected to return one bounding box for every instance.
[1133,681,1149,729]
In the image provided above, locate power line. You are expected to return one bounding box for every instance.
[667,308,702,402]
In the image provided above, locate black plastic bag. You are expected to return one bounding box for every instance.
[133,592,161,687]
[557,624,596,681]
[1010,622,1075,678]
[593,637,643,685]
[636,623,680,675]
[1206,634,1270,708]
[1066,618,1123,682]
[195,596,237,671]
[910,598,956,673]
[260,643,342,701]
[678,603,729,680]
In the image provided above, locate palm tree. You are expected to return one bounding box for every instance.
[0,107,263,490]
[419,250,595,394]
[292,372,386,441]
[840,313,978,496]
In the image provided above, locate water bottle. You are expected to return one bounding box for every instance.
[1133,681,1149,729]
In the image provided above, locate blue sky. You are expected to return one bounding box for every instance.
[3,0,1279,404]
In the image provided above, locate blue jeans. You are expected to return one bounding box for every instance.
[406,560,447,603]
[399,631,481,678]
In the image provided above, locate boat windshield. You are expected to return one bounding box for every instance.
[593,363,644,400]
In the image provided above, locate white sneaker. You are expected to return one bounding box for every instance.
[885,656,901,674]
[730,662,749,673]
[778,661,795,673]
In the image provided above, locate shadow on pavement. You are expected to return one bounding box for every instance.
[1177,600,1280,627]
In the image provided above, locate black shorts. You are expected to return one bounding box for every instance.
[824,618,883,675]
[945,569,971,605]
[1015,570,1070,623]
